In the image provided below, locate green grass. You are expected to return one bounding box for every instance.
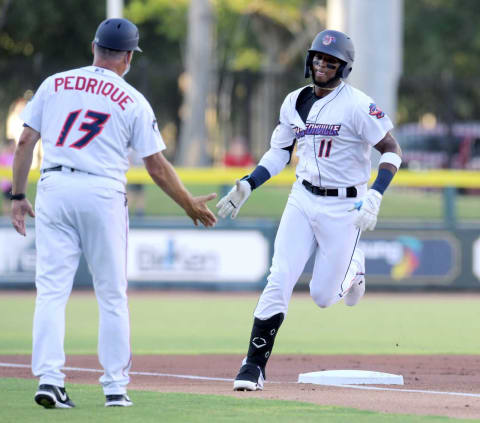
[139,184,480,221]
[1,378,472,423]
[2,183,477,221]
[2,293,480,355]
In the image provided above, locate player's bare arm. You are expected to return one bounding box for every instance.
[10,126,40,236]
[374,132,403,174]
[144,152,217,227]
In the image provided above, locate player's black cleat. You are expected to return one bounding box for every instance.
[34,384,75,409]
[233,361,265,391]
[105,394,133,407]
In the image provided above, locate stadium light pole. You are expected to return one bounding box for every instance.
[107,0,124,18]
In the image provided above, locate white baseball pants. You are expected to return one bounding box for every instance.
[32,170,131,395]
[255,180,365,319]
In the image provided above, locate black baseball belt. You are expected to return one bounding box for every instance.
[42,165,90,174]
[302,179,357,198]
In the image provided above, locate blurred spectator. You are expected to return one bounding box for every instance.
[127,150,146,217]
[223,136,254,167]
[0,139,15,215]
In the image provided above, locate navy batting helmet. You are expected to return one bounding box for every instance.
[304,30,354,79]
[94,18,142,52]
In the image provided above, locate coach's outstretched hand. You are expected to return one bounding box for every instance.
[352,189,382,231]
[216,180,252,219]
[11,198,35,236]
[187,193,218,227]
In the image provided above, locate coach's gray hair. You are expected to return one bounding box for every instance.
[94,44,130,60]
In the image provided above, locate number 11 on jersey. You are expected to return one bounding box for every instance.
[318,139,332,158]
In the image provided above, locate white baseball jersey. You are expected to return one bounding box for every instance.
[21,65,165,191]
[270,82,393,188]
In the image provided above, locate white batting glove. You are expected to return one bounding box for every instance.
[216,180,251,219]
[352,189,383,231]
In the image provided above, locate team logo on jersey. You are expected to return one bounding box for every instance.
[294,123,341,138]
[368,103,385,119]
[322,35,336,45]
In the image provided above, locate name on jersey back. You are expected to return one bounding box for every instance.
[54,76,133,111]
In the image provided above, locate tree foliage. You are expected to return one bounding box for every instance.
[1,0,480,148]
[404,0,480,78]
[399,0,480,123]
[0,0,103,139]
[127,0,323,73]
[0,0,184,153]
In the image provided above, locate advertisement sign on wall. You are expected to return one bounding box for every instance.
[127,229,270,283]
[300,230,462,286]
[359,231,460,285]
[0,222,476,289]
[0,227,270,286]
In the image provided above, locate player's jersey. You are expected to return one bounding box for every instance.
[270,82,393,188]
[21,66,166,191]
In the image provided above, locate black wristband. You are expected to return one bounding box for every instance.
[240,175,256,191]
[8,192,26,201]
[240,165,271,191]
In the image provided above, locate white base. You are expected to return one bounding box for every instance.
[298,370,404,386]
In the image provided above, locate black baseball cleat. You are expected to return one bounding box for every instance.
[233,361,265,391]
[34,384,75,409]
[105,394,133,407]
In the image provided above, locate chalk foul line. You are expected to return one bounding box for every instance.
[1,362,480,398]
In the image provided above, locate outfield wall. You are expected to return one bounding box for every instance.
[1,217,479,291]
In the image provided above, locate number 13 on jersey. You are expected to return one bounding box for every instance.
[56,109,110,150]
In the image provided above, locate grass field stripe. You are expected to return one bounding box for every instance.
[2,362,480,398]
[67,366,234,382]
[130,371,232,382]
[0,362,233,382]
[339,384,480,398]
[0,363,32,369]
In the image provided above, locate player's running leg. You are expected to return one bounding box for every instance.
[342,248,366,306]
[308,196,363,308]
[234,186,316,391]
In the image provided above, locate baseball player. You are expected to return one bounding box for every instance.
[217,29,402,391]
[10,18,217,408]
